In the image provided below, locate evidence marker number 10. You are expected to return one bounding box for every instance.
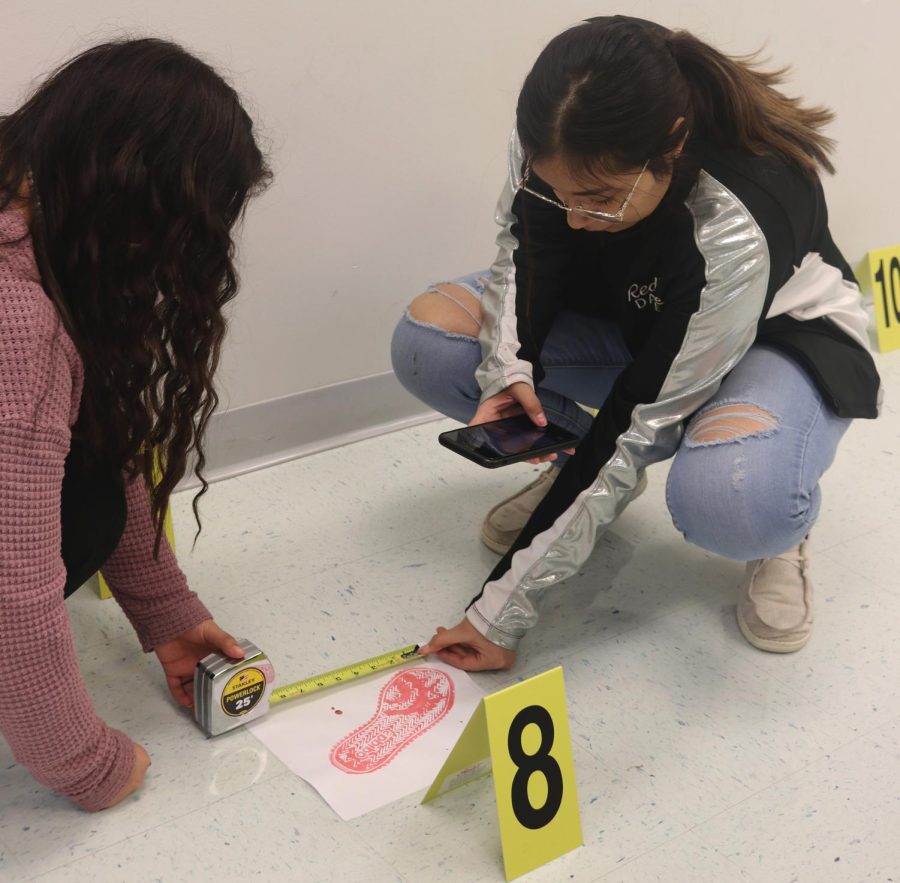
[193,639,423,736]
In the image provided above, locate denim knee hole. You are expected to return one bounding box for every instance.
[684,402,779,448]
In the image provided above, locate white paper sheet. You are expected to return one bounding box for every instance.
[248,660,485,820]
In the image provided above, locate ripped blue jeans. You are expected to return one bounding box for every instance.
[391,271,852,561]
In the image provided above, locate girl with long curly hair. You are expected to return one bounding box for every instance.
[393,16,881,671]
[0,38,270,809]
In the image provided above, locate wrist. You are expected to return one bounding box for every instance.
[466,606,522,651]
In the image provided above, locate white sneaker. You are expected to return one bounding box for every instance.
[736,538,813,653]
[481,466,647,555]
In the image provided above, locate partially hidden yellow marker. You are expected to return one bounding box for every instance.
[856,244,900,353]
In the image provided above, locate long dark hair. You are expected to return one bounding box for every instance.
[516,15,836,180]
[0,38,271,549]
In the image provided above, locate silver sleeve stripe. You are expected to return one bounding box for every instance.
[475,129,535,402]
[467,171,772,649]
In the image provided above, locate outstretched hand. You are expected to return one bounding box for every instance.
[419,618,516,672]
[154,619,244,709]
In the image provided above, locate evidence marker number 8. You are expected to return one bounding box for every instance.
[508,704,564,830]
[480,665,583,880]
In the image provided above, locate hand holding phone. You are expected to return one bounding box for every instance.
[471,381,566,465]
[469,381,548,429]
[439,414,580,468]
[454,383,577,466]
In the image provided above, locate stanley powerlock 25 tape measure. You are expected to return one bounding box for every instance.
[193,639,423,736]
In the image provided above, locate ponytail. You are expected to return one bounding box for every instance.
[666,31,835,174]
[517,17,837,179]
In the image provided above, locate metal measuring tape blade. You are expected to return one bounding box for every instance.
[193,640,422,737]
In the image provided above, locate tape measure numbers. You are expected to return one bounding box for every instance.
[195,641,423,737]
[270,644,422,705]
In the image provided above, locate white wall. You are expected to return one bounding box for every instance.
[3,0,898,413]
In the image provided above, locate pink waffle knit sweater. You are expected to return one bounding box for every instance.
[0,202,212,811]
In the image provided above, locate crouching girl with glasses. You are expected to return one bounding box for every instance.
[391,15,881,671]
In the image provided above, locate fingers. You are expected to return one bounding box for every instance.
[469,382,554,429]
[526,445,576,465]
[469,400,521,427]
[418,625,455,656]
[435,648,485,671]
[420,624,479,660]
[204,621,244,659]
[468,404,496,427]
[103,741,150,809]
[511,383,547,427]
[133,744,151,779]
[434,637,510,671]
[420,619,517,672]
[167,674,194,709]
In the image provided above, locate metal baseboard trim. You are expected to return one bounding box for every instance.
[178,371,440,491]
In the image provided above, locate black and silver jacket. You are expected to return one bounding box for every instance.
[466,130,882,649]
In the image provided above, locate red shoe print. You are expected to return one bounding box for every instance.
[329,668,454,774]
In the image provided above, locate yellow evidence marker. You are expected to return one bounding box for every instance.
[423,666,583,881]
[856,244,900,353]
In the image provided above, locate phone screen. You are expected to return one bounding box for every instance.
[439,414,580,466]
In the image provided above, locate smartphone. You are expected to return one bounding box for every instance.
[438,414,581,468]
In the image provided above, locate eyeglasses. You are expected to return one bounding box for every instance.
[516,159,650,223]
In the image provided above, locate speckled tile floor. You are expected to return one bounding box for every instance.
[2,349,899,883]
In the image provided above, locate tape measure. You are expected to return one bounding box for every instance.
[194,640,423,737]
[270,644,422,704]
